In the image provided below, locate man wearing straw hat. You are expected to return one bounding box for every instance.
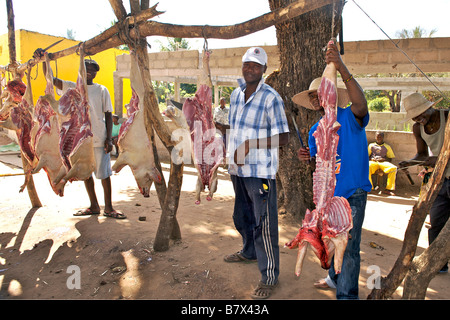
[399,92,449,273]
[293,41,372,299]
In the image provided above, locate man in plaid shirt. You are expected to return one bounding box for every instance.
[223,47,290,299]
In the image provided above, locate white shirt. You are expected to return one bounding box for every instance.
[214,106,229,125]
[58,80,113,147]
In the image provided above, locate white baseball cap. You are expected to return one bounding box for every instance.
[242,47,267,66]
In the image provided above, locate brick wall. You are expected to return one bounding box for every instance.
[367,112,415,131]
[116,37,450,76]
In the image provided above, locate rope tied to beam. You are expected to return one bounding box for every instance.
[117,16,151,51]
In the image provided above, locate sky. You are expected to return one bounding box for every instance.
[0,0,449,53]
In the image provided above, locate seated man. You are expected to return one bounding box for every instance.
[368,131,397,195]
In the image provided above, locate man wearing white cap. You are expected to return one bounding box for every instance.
[223,47,290,299]
[399,92,449,273]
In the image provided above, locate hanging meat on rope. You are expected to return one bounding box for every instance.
[31,52,66,196]
[182,49,224,204]
[286,40,353,277]
[9,70,38,192]
[111,51,162,197]
[52,44,95,195]
[0,77,26,130]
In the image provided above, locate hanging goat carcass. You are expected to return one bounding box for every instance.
[52,45,95,195]
[32,52,66,195]
[9,71,38,192]
[286,49,352,277]
[0,78,26,130]
[182,50,224,204]
[111,51,162,197]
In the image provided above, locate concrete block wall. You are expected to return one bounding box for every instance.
[367,112,415,131]
[149,50,199,70]
[208,46,280,74]
[342,37,450,74]
[117,45,280,75]
[117,50,200,71]
[116,37,450,76]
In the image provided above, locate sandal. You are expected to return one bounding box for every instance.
[74,208,100,216]
[224,252,257,263]
[103,210,126,219]
[314,278,334,290]
[251,281,277,300]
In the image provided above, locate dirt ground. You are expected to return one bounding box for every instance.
[0,132,448,302]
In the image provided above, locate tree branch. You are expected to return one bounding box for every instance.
[402,218,450,299]
[18,0,335,71]
[12,2,163,75]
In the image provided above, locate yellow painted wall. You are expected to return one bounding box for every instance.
[1,30,128,112]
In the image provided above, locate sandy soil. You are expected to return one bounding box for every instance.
[0,132,448,303]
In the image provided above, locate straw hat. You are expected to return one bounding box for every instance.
[292,77,350,110]
[402,92,438,121]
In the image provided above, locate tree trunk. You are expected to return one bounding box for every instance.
[368,114,450,299]
[402,218,450,299]
[267,0,344,220]
[395,91,401,112]
[383,90,396,112]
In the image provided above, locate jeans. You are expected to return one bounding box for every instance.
[326,188,367,299]
[429,178,450,271]
[429,178,450,243]
[230,175,279,285]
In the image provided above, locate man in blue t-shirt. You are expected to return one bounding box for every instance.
[292,41,371,299]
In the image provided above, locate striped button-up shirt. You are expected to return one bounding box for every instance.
[228,77,289,179]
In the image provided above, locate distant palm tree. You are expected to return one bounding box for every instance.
[158,37,191,51]
[395,26,437,39]
[66,29,76,40]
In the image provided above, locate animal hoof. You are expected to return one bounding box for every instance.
[206,196,212,201]
[195,200,201,205]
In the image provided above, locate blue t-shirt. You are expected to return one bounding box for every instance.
[308,106,372,199]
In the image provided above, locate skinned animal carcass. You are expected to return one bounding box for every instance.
[286,42,352,276]
[182,50,224,204]
[0,78,27,130]
[162,103,191,165]
[32,52,66,196]
[52,45,95,195]
[9,71,38,192]
[111,52,162,197]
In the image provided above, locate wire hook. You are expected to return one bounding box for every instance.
[202,26,209,52]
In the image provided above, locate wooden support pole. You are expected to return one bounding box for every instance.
[120,0,183,251]
[6,0,16,64]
